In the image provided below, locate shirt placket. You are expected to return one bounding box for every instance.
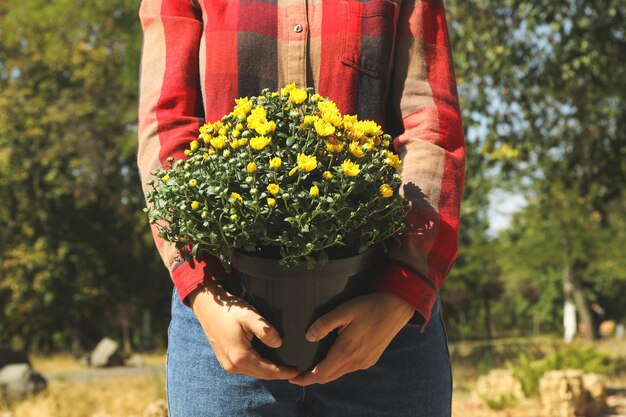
[286,0,308,86]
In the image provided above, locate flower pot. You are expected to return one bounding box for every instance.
[226,249,378,371]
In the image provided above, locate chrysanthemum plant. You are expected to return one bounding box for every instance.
[146,84,409,269]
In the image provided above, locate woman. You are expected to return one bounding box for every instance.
[137,0,465,416]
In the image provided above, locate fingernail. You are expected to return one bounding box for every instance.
[305,327,318,342]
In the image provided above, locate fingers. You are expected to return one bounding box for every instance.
[244,311,283,348]
[305,303,352,342]
[223,347,300,381]
[289,336,348,386]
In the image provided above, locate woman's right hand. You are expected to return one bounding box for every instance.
[189,281,301,380]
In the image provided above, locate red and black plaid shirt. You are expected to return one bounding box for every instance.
[138,0,465,328]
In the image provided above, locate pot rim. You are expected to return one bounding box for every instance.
[231,248,377,281]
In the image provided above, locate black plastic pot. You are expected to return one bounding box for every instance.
[227,249,378,371]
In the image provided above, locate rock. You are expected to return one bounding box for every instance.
[0,349,30,369]
[540,370,586,417]
[474,368,525,407]
[582,373,607,416]
[127,353,145,368]
[0,363,47,399]
[143,399,168,417]
[90,338,123,367]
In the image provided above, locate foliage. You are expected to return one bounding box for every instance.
[0,0,169,351]
[509,344,615,397]
[147,85,408,268]
[445,0,626,337]
[481,393,519,411]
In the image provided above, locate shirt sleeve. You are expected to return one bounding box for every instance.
[375,0,465,329]
[138,0,227,306]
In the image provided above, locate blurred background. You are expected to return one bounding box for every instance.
[0,0,624,416]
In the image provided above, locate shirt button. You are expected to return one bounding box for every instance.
[294,24,303,33]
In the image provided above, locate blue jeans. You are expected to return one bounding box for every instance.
[166,288,452,417]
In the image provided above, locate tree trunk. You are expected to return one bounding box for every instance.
[71,321,82,356]
[141,308,153,351]
[484,297,493,340]
[563,264,595,341]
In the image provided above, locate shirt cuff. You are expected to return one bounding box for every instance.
[375,262,438,331]
[170,255,228,307]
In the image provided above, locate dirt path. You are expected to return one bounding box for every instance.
[42,365,164,382]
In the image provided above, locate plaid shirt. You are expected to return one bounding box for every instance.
[138,0,465,328]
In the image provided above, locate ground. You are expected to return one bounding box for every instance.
[1,339,625,417]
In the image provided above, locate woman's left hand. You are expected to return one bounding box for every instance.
[288,292,415,386]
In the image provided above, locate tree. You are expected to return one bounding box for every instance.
[0,0,169,351]
[447,0,626,340]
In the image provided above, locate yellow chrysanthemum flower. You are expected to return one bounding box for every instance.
[269,157,282,170]
[210,136,226,150]
[208,149,215,155]
[309,185,320,197]
[360,120,383,136]
[189,179,198,187]
[191,201,201,210]
[267,197,277,207]
[303,115,316,125]
[321,110,342,127]
[235,123,244,131]
[314,118,335,137]
[184,149,191,156]
[267,183,280,195]
[342,114,358,128]
[201,132,212,143]
[218,127,227,136]
[203,152,210,161]
[230,192,243,205]
[247,162,257,173]
[230,139,240,149]
[326,138,344,153]
[289,88,308,105]
[190,140,199,152]
[349,142,364,158]
[379,184,393,198]
[297,153,317,172]
[341,160,360,177]
[385,150,402,170]
[238,138,248,147]
[232,130,241,138]
[250,135,271,151]
[322,171,333,181]
[317,99,339,115]
[232,97,252,120]
[281,82,297,96]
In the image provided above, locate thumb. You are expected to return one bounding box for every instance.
[245,313,283,349]
[306,305,352,342]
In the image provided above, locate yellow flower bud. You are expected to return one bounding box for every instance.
[379,184,393,198]
[267,197,277,207]
[267,183,280,195]
[161,174,171,183]
[189,179,198,187]
[190,140,199,152]
[269,157,282,170]
[322,171,333,181]
[309,185,319,197]
[230,192,243,205]
[247,162,257,173]
[191,201,201,210]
